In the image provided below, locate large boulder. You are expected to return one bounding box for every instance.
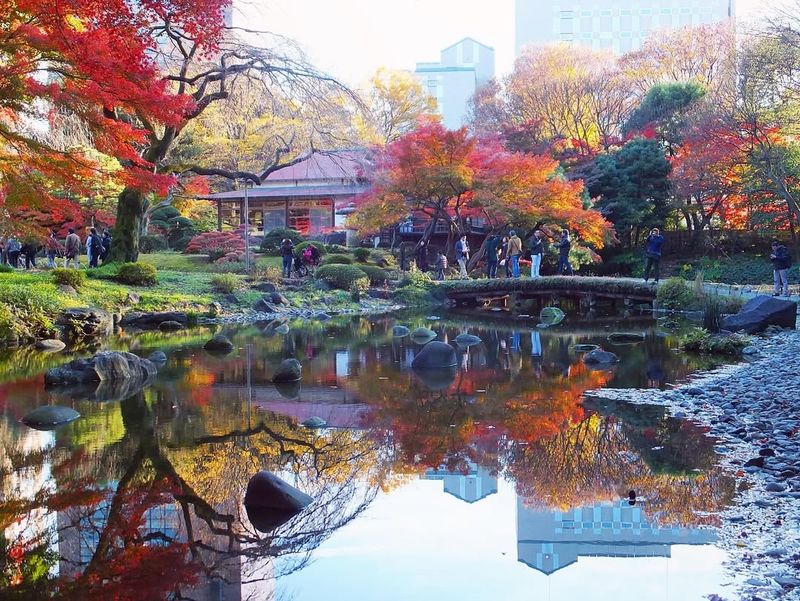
[22,406,80,430]
[244,471,313,533]
[120,311,189,330]
[45,351,157,390]
[158,320,184,332]
[412,341,458,370]
[721,295,798,334]
[204,334,235,354]
[413,366,457,391]
[57,307,113,340]
[254,296,279,313]
[244,471,314,511]
[272,359,302,383]
[392,325,410,338]
[583,349,620,365]
[35,339,66,352]
[271,292,290,306]
[147,351,168,365]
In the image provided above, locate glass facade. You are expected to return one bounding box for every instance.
[219,199,333,236]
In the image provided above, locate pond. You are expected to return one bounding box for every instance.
[0,311,737,600]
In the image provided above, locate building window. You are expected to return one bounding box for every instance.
[288,199,333,236]
[621,14,632,31]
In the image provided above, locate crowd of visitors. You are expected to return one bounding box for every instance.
[0,228,112,270]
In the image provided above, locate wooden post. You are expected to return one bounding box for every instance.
[216,200,222,231]
[284,199,290,230]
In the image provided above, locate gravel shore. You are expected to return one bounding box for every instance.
[589,331,800,600]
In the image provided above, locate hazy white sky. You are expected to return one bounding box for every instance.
[236,0,773,86]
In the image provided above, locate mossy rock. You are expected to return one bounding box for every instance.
[22,406,80,430]
[409,327,437,344]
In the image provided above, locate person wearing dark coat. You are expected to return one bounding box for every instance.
[485,235,501,279]
[88,227,103,268]
[415,241,429,272]
[100,230,112,263]
[557,230,573,276]
[643,227,665,284]
[770,239,792,297]
[20,239,40,270]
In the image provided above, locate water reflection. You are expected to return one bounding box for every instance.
[0,313,735,599]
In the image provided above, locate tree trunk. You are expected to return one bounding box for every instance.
[110,188,144,263]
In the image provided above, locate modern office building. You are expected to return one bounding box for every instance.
[422,462,498,503]
[414,38,495,130]
[516,498,716,574]
[515,0,735,55]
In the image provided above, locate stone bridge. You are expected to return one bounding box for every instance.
[437,276,657,311]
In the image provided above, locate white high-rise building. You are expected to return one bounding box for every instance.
[415,38,495,130]
[515,0,735,56]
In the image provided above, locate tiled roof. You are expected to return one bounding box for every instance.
[262,149,370,182]
[204,183,369,202]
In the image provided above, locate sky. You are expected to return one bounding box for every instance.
[236,0,773,87]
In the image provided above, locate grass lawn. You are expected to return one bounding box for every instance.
[139,251,280,272]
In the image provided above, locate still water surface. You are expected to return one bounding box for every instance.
[0,312,736,600]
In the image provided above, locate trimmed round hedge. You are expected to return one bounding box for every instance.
[358,265,389,285]
[315,264,369,291]
[115,262,158,287]
[321,253,353,265]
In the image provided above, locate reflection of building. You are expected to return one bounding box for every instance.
[515,0,734,55]
[414,38,495,129]
[422,463,498,503]
[207,150,370,236]
[516,498,716,574]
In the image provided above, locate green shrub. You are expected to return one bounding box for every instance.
[0,264,13,274]
[702,296,723,333]
[321,254,353,265]
[115,262,158,287]
[688,255,800,285]
[656,277,693,310]
[294,241,326,257]
[326,244,348,254]
[139,234,169,254]
[680,327,751,355]
[51,268,86,290]
[350,278,370,301]
[393,285,438,306]
[358,265,389,285]
[315,264,369,291]
[398,269,434,288]
[253,266,283,284]
[353,247,371,262]
[260,228,304,253]
[370,250,397,269]
[0,281,62,342]
[210,273,241,294]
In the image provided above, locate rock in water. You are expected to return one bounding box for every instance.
[412,341,458,369]
[455,333,482,347]
[301,416,327,428]
[244,471,314,512]
[120,311,189,330]
[272,359,302,383]
[45,351,157,386]
[158,320,184,332]
[607,332,645,344]
[582,349,620,365]
[147,351,168,365]
[392,325,410,337]
[275,324,290,335]
[22,406,80,430]
[57,307,113,340]
[35,339,66,352]
[409,327,437,344]
[721,295,797,334]
[203,335,234,354]
[572,344,599,353]
[413,366,457,391]
[271,292,290,306]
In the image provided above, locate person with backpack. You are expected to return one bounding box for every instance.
[280,238,294,277]
[88,227,103,268]
[100,230,112,263]
[485,235,501,279]
[45,230,64,268]
[557,230,574,276]
[506,230,523,278]
[64,228,81,269]
[6,236,21,268]
[455,234,470,279]
[21,238,39,269]
[643,227,665,285]
[770,239,792,297]
[435,251,448,281]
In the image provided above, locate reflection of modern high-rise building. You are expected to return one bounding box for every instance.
[414,38,495,130]
[516,498,716,574]
[422,464,498,503]
[515,0,734,55]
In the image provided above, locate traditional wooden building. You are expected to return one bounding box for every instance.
[206,150,370,237]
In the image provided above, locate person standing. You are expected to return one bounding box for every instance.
[435,250,447,281]
[21,238,40,270]
[280,238,294,278]
[529,230,545,278]
[64,228,81,269]
[485,234,501,279]
[507,230,523,278]
[455,234,470,279]
[415,241,429,272]
[643,227,665,284]
[88,227,103,268]
[45,230,63,268]
[6,236,21,268]
[557,230,573,276]
[770,239,792,297]
[100,230,112,263]
[0,237,6,266]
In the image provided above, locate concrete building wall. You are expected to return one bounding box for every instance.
[515,0,734,55]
